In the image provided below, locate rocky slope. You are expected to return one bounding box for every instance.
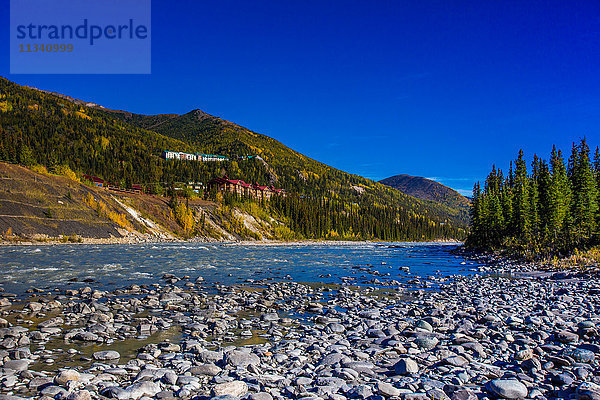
[0,162,289,243]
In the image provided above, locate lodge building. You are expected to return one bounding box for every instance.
[209,177,285,199]
[162,151,229,162]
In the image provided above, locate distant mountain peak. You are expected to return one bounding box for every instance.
[380,174,470,216]
[191,109,211,118]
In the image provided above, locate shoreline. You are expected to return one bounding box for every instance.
[0,237,464,247]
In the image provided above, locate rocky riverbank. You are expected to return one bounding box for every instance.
[0,262,598,400]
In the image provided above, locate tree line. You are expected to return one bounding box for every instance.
[219,191,465,241]
[467,139,600,256]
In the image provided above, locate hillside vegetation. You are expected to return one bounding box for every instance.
[0,162,311,243]
[0,77,467,241]
[380,174,470,223]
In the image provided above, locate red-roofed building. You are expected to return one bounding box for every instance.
[131,184,144,194]
[209,177,285,199]
[83,174,106,188]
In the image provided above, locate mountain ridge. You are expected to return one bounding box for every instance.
[380,174,470,220]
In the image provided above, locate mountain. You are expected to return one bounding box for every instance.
[109,109,471,229]
[380,175,470,221]
[0,76,467,241]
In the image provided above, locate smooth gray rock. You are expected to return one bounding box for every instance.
[190,363,222,376]
[226,350,260,367]
[394,358,419,374]
[3,360,29,371]
[486,379,528,399]
[118,381,161,400]
[377,381,401,397]
[212,381,248,398]
[93,350,120,360]
[54,369,81,385]
[66,390,91,400]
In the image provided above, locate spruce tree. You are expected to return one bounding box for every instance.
[537,159,551,241]
[571,139,598,240]
[513,150,531,242]
[529,155,541,241]
[469,182,483,246]
[549,146,571,243]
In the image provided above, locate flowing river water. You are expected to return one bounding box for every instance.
[0,242,481,297]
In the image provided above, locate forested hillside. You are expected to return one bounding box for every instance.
[380,174,470,222]
[467,139,600,256]
[0,77,466,241]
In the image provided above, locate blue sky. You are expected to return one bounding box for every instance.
[2,1,600,196]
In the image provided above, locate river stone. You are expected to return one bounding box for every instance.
[449,389,477,400]
[416,320,433,332]
[73,331,99,341]
[226,350,260,367]
[93,350,120,360]
[54,369,80,385]
[551,371,575,386]
[40,385,69,398]
[327,323,345,333]
[347,384,374,398]
[38,317,64,328]
[26,302,43,312]
[556,330,579,344]
[514,348,533,361]
[394,358,419,374]
[159,293,183,304]
[212,381,248,398]
[320,352,349,366]
[198,350,223,363]
[578,382,600,400]
[66,390,91,400]
[190,363,221,376]
[343,360,375,374]
[486,379,528,399]
[444,355,469,367]
[118,381,161,400]
[564,348,595,363]
[248,393,273,400]
[359,310,380,319]
[28,376,52,391]
[415,336,439,350]
[3,360,30,371]
[377,381,401,397]
[462,342,485,357]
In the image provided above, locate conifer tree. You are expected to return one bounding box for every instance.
[571,139,598,240]
[513,150,531,241]
[537,159,551,241]
[468,141,600,254]
[483,166,504,246]
[549,146,571,242]
[529,155,541,241]
[468,182,483,246]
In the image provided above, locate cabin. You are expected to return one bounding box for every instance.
[83,174,106,188]
[131,184,144,194]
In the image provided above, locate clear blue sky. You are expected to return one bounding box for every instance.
[2,0,600,196]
